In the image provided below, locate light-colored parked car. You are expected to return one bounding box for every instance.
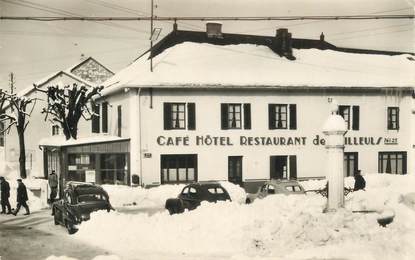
[245,179,306,204]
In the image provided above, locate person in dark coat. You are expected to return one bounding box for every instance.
[353,170,366,191]
[48,170,58,203]
[0,176,12,214]
[13,179,30,216]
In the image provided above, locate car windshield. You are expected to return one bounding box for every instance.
[77,193,107,203]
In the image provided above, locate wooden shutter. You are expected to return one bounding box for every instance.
[102,102,108,133]
[289,155,297,180]
[243,103,251,130]
[163,103,172,130]
[91,103,100,133]
[289,104,297,130]
[352,106,359,130]
[221,104,228,130]
[187,103,196,130]
[117,105,122,137]
[396,108,400,130]
[268,104,276,129]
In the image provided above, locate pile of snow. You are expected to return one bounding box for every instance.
[102,184,185,208]
[103,181,246,208]
[75,174,415,259]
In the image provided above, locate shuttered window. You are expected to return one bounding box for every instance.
[387,107,399,130]
[221,103,251,130]
[268,104,297,130]
[102,102,108,133]
[117,105,122,137]
[338,105,360,130]
[163,102,196,130]
[91,103,100,133]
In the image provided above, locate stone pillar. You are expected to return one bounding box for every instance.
[322,103,347,211]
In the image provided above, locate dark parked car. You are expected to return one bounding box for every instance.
[52,182,113,234]
[165,182,231,214]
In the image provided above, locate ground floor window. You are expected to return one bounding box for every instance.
[269,155,297,180]
[378,152,407,175]
[100,154,128,184]
[68,154,95,182]
[161,154,197,184]
[344,152,358,177]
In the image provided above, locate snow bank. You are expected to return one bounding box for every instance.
[75,174,415,259]
[103,181,246,208]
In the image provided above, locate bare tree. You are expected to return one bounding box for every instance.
[38,84,103,140]
[0,89,37,179]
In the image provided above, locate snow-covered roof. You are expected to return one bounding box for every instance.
[38,135,130,147]
[102,42,414,96]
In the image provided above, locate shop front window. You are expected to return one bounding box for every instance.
[161,154,197,184]
[100,154,127,184]
[68,154,95,182]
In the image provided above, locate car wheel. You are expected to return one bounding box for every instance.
[65,220,78,235]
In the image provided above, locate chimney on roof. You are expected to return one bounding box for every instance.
[206,22,223,38]
[320,32,325,42]
[274,28,295,60]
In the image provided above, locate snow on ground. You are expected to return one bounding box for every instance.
[73,174,415,260]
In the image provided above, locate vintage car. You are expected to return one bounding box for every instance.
[52,182,113,234]
[245,179,306,204]
[165,182,231,214]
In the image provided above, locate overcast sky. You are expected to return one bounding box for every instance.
[0,0,413,92]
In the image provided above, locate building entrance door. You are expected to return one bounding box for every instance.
[270,156,288,179]
[228,156,243,186]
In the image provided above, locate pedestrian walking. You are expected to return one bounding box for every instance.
[0,176,12,214]
[48,170,58,203]
[353,170,366,191]
[13,179,30,216]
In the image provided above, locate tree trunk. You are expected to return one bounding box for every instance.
[17,127,27,179]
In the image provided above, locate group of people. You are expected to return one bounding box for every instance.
[0,177,30,216]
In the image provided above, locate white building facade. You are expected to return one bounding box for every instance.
[41,25,415,190]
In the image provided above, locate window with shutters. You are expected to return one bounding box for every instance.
[387,107,399,130]
[91,103,100,133]
[378,151,406,174]
[268,104,296,130]
[117,105,122,137]
[163,102,195,130]
[102,102,108,133]
[221,103,251,130]
[338,105,359,130]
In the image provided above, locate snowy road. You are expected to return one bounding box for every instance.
[0,209,111,260]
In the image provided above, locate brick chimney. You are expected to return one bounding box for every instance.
[274,28,295,60]
[206,22,223,38]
